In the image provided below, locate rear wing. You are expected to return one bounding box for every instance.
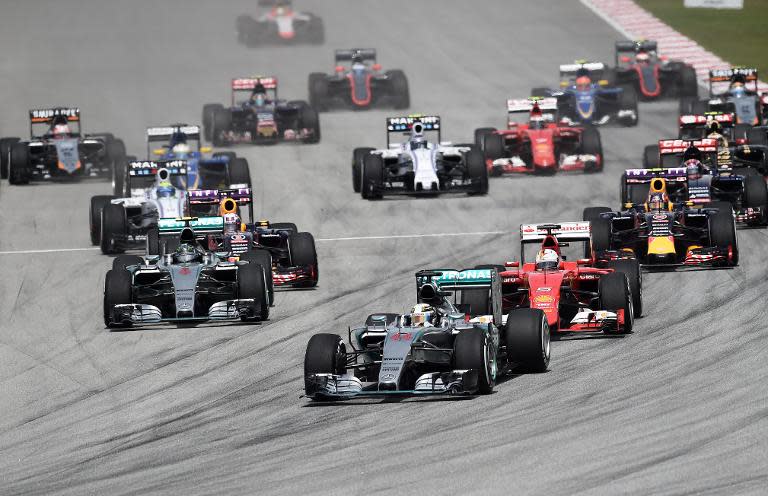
[709,67,758,83]
[415,269,502,323]
[157,216,224,234]
[559,61,606,83]
[624,167,687,184]
[507,97,557,113]
[231,77,277,91]
[658,138,718,154]
[519,222,591,243]
[615,39,657,54]
[146,125,200,143]
[335,48,376,63]
[128,159,188,178]
[188,188,252,205]
[386,115,441,146]
[29,107,80,123]
[678,113,734,128]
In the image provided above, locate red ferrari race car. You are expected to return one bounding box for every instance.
[480,222,641,334]
[475,97,603,176]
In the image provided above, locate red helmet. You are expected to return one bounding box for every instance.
[575,76,591,91]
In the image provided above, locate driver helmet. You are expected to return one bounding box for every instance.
[635,51,651,64]
[251,84,267,106]
[156,180,176,198]
[575,75,591,91]
[52,123,70,137]
[410,303,434,327]
[172,143,191,158]
[223,212,241,234]
[647,192,668,212]
[685,158,703,180]
[682,145,702,162]
[173,243,200,264]
[410,133,428,150]
[535,248,560,271]
[706,120,722,136]
[529,104,546,130]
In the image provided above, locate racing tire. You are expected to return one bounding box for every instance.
[104,268,132,328]
[709,202,739,265]
[743,173,768,209]
[112,255,143,271]
[530,87,550,98]
[304,334,347,398]
[580,125,603,172]
[361,153,383,200]
[678,96,697,116]
[474,127,496,149]
[466,149,489,196]
[212,108,233,147]
[305,15,325,44]
[588,210,613,254]
[691,99,710,115]
[0,137,20,180]
[241,249,274,306]
[300,104,321,144]
[90,195,116,245]
[733,123,752,141]
[598,272,633,333]
[8,142,30,185]
[678,66,698,98]
[386,70,410,110]
[365,313,399,326]
[582,206,612,256]
[308,73,329,112]
[618,85,639,126]
[236,15,259,45]
[288,232,318,287]
[504,308,550,373]
[461,288,491,317]
[111,156,128,197]
[606,259,643,318]
[643,144,660,169]
[237,258,269,321]
[482,132,505,161]
[202,103,224,142]
[271,222,298,233]
[352,147,374,193]
[100,203,127,255]
[747,126,768,147]
[228,157,252,187]
[146,227,160,256]
[453,328,495,394]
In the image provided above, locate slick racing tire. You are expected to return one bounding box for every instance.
[100,203,127,255]
[643,144,660,169]
[304,334,347,398]
[580,125,603,172]
[678,96,698,116]
[709,202,738,265]
[361,153,383,199]
[453,328,495,394]
[606,259,643,318]
[474,127,497,149]
[90,195,116,245]
[364,313,399,326]
[229,157,252,187]
[734,123,752,141]
[104,268,132,329]
[530,87,550,98]
[618,85,639,127]
[678,66,698,98]
[288,232,318,288]
[106,138,127,187]
[8,141,30,185]
[743,173,768,209]
[271,222,298,233]
[0,137,20,180]
[146,227,160,256]
[482,132,505,162]
[466,148,489,196]
[300,104,321,144]
[504,308,550,373]
[305,14,325,44]
[212,108,233,147]
[582,206,612,257]
[461,288,491,317]
[308,73,329,112]
[238,257,269,321]
[202,103,224,142]
[386,70,410,110]
[352,147,374,193]
[241,249,274,306]
[112,255,143,271]
[598,272,633,333]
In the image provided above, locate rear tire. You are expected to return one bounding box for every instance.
[229,157,251,187]
[466,149,489,195]
[482,132,505,161]
[104,268,132,328]
[308,73,329,112]
[678,66,698,98]
[386,70,410,109]
[288,232,318,287]
[453,328,495,394]
[643,144,660,169]
[0,137,20,179]
[474,127,496,149]
[304,334,346,398]
[90,195,116,245]
[504,308,550,373]
[300,104,321,143]
[352,147,374,193]
[580,125,603,172]
[598,272,633,333]
[100,203,127,255]
[202,103,224,142]
[8,142,30,185]
[582,206,612,256]
[619,85,639,126]
[743,173,768,209]
[212,108,233,147]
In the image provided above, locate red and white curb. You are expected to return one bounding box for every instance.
[581,0,768,92]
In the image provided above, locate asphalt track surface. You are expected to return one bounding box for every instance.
[1,1,767,495]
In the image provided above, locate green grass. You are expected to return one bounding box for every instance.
[635,0,768,77]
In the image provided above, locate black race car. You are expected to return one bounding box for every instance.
[202,77,320,146]
[0,107,126,185]
[308,49,409,111]
[612,40,698,100]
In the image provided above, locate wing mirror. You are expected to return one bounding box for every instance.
[504,261,519,268]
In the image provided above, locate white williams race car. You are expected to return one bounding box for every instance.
[351,115,488,199]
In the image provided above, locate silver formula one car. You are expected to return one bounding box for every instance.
[104,227,269,328]
[303,268,550,400]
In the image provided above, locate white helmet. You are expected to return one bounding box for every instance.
[535,249,560,271]
[52,124,70,137]
[172,143,191,157]
[410,303,434,327]
[223,212,240,234]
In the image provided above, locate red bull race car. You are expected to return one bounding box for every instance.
[475,97,603,175]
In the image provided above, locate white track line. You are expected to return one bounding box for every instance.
[0,231,508,255]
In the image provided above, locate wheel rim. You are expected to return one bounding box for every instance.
[541,318,551,361]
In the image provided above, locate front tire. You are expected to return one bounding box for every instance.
[598,272,633,333]
[361,153,383,199]
[453,328,495,394]
[238,258,269,321]
[304,333,347,398]
[241,249,274,305]
[104,268,132,328]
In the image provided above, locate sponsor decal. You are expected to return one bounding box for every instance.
[390,332,412,341]
[534,294,553,304]
[538,287,552,292]
[180,267,191,275]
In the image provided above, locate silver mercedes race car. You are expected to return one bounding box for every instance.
[303,268,550,400]
[352,115,488,199]
[103,226,270,328]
